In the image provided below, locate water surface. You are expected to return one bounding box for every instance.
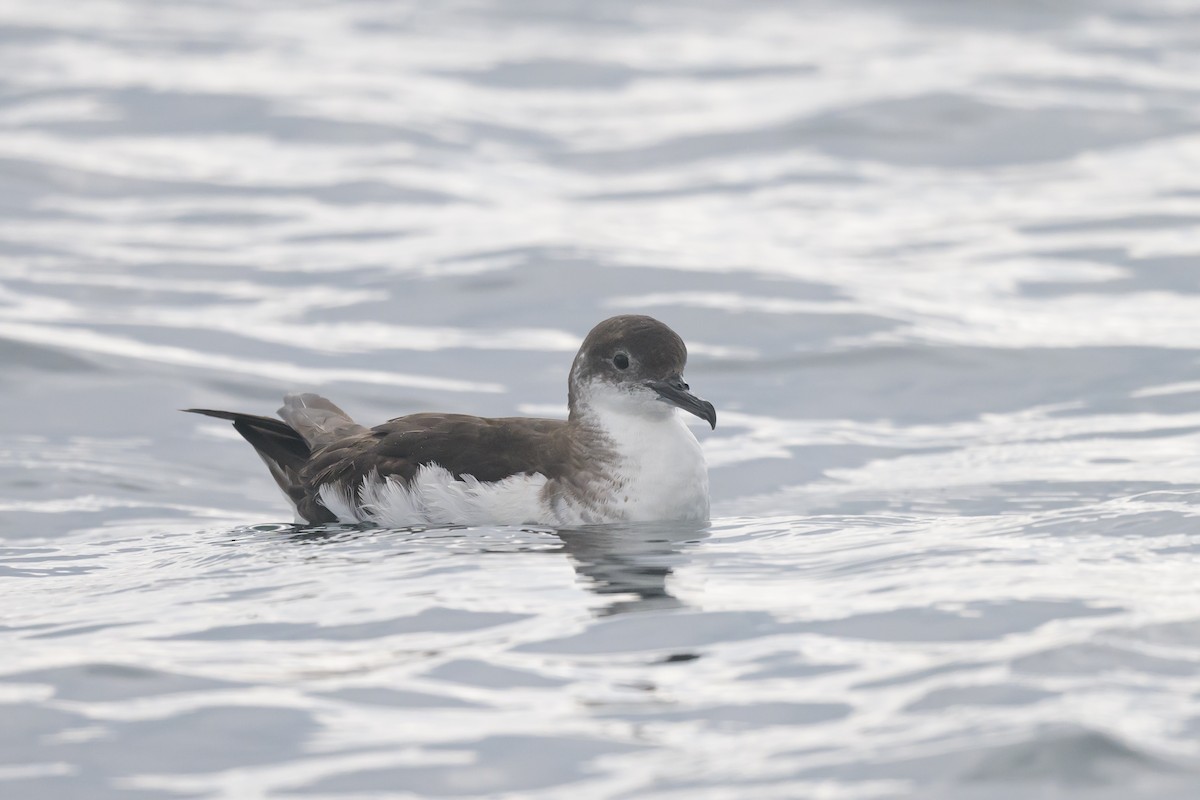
[4,0,1200,797]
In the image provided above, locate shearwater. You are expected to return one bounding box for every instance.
[186,315,717,526]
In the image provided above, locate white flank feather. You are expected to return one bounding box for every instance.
[319,466,549,527]
[317,483,361,523]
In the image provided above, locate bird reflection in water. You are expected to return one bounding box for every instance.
[556,520,708,616]
[259,519,709,618]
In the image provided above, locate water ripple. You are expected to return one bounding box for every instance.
[5,0,1200,797]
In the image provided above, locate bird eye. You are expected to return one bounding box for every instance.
[613,353,630,370]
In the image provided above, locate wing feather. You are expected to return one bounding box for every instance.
[300,413,569,497]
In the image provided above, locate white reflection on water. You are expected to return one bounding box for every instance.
[3,0,1200,797]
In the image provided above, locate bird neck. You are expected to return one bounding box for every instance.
[569,400,688,457]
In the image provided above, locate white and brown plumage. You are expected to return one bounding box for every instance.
[186,315,717,526]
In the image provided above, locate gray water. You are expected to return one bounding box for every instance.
[3,0,1200,797]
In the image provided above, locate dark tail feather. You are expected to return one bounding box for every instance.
[184,408,310,470]
[184,408,337,524]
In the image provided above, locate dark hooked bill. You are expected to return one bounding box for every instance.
[646,378,717,429]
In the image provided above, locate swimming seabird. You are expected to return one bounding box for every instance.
[186,315,717,526]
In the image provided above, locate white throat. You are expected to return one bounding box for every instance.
[576,400,710,523]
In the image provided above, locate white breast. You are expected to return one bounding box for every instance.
[586,407,710,523]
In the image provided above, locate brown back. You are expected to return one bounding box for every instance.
[300,413,571,494]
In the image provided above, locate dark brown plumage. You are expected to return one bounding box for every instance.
[304,414,573,509]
